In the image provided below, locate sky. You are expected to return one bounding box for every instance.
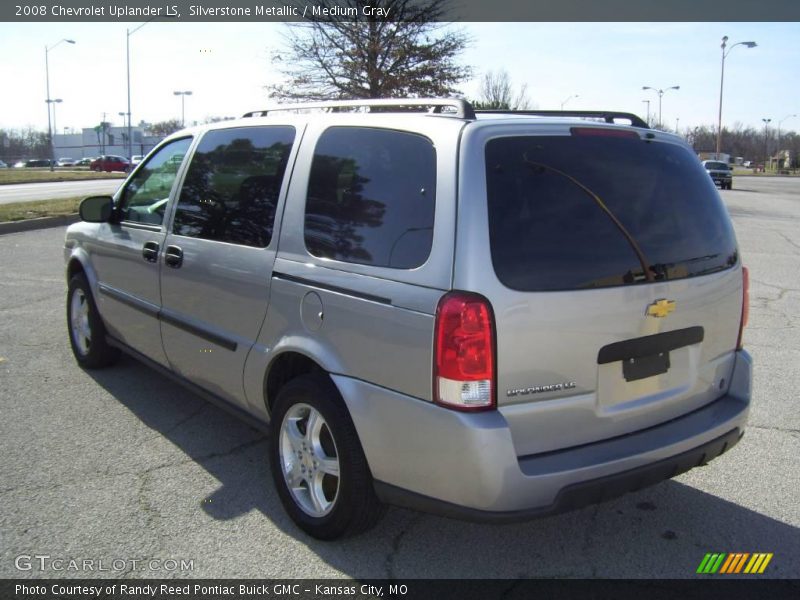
[0,21,798,135]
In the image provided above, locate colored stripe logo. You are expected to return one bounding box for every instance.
[697,553,773,574]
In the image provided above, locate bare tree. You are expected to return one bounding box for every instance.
[267,0,471,100]
[474,69,533,110]
[147,119,182,137]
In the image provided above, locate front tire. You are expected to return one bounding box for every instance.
[67,273,120,369]
[269,374,385,540]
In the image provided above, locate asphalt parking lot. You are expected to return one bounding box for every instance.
[0,176,798,579]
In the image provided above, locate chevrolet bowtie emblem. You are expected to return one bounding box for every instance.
[646,299,676,318]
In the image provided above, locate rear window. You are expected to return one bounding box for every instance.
[304,127,436,269]
[485,134,738,291]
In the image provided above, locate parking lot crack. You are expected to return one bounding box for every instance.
[384,513,423,579]
[777,232,800,254]
[750,424,800,435]
[194,436,267,463]
[137,471,160,528]
[161,405,207,437]
[581,506,601,577]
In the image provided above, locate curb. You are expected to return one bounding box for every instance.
[0,214,80,235]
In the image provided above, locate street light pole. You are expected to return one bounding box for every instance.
[173,91,193,127]
[560,94,578,110]
[126,20,153,162]
[762,118,771,170]
[44,38,75,171]
[49,99,63,157]
[716,36,757,157]
[642,85,680,129]
[642,100,650,126]
[777,114,797,151]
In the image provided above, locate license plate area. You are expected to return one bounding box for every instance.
[622,351,670,382]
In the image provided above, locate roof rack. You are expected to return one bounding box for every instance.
[242,98,476,120]
[474,110,649,129]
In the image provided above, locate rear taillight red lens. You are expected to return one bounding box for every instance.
[434,292,496,411]
[737,266,749,350]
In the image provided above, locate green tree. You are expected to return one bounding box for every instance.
[267,0,471,100]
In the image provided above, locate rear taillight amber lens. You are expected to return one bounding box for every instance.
[737,266,749,350]
[434,292,496,411]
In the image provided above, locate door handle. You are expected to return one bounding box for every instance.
[164,245,183,268]
[142,241,159,263]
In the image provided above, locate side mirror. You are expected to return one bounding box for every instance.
[79,196,114,223]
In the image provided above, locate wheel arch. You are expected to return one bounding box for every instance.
[264,350,327,417]
[66,249,100,297]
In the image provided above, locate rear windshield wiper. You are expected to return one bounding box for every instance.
[522,155,655,283]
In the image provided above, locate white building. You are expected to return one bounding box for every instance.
[53,126,161,160]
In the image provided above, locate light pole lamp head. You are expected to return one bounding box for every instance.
[65,39,76,44]
[721,35,729,48]
[743,42,757,48]
[669,86,680,91]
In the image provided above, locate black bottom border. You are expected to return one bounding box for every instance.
[3,579,799,600]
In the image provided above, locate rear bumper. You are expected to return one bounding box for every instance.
[374,427,742,523]
[334,350,751,517]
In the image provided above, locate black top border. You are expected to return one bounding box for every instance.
[3,0,799,22]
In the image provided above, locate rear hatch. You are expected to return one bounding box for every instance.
[456,123,744,456]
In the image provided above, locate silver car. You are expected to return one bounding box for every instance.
[64,99,751,539]
[702,159,734,190]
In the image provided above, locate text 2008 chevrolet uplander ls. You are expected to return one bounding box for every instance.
[64,99,751,539]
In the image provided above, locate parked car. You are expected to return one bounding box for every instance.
[15,158,53,168]
[57,157,76,167]
[131,155,144,167]
[0,159,8,168]
[90,155,130,172]
[702,160,733,189]
[74,157,94,167]
[65,99,751,540]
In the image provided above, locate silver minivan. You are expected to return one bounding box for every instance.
[65,99,751,539]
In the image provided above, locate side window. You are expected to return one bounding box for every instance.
[172,126,296,248]
[304,127,436,269]
[119,138,193,225]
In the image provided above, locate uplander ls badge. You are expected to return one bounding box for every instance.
[646,298,676,318]
[507,381,577,397]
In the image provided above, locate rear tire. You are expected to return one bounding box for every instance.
[67,273,120,369]
[269,374,385,540]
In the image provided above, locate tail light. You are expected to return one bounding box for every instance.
[434,292,496,411]
[737,266,749,350]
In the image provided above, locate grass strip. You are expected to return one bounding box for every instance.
[0,196,84,222]
[0,170,126,185]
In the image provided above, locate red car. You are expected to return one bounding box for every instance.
[90,155,130,172]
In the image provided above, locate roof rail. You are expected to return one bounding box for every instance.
[474,110,649,129]
[242,98,476,120]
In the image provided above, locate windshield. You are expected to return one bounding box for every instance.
[704,162,729,170]
[485,134,738,291]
